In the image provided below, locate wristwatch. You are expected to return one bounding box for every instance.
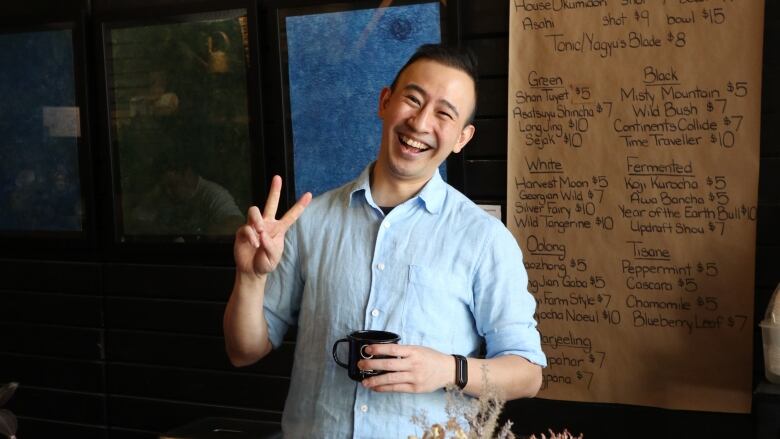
[452,354,468,389]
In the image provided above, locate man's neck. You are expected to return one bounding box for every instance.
[369,164,431,208]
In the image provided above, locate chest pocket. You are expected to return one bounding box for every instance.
[402,265,472,351]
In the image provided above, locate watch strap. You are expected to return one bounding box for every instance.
[452,354,468,389]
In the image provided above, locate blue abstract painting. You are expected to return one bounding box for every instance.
[0,29,83,232]
[285,2,441,198]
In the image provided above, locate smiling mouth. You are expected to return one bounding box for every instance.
[399,134,431,152]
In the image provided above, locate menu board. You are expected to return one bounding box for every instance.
[507,1,763,413]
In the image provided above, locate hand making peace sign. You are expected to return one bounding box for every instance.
[234,176,312,277]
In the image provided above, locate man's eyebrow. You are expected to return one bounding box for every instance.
[402,83,460,118]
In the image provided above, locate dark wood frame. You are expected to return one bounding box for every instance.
[94,0,264,265]
[265,0,463,209]
[0,8,98,259]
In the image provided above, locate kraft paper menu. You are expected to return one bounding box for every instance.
[507,0,764,413]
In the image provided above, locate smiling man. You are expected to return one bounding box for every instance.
[372,55,475,207]
[224,44,546,438]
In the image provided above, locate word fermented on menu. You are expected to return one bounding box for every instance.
[515,144,755,394]
[509,0,757,400]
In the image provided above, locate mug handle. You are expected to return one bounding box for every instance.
[332,338,349,369]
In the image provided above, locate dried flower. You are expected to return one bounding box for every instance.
[410,365,514,439]
[409,367,583,439]
[529,429,584,439]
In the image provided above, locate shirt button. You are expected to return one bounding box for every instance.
[360,404,368,413]
[371,309,380,317]
[377,263,385,271]
[383,221,390,229]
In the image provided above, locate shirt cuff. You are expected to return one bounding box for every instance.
[484,323,548,367]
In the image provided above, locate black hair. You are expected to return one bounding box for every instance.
[389,44,478,124]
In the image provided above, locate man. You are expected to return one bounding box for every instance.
[224,44,546,438]
[129,151,244,237]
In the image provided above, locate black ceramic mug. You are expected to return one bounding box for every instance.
[332,330,400,381]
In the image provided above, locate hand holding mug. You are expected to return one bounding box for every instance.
[359,344,455,394]
[332,330,400,381]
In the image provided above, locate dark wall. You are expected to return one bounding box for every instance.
[0,1,778,438]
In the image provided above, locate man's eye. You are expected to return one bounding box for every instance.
[405,95,421,105]
[438,111,454,120]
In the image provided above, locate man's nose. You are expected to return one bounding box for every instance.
[408,105,433,132]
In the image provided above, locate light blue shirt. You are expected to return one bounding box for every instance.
[264,165,546,438]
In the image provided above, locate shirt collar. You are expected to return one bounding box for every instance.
[347,165,374,209]
[347,164,446,215]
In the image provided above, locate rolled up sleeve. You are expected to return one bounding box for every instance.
[263,224,304,349]
[473,223,547,367]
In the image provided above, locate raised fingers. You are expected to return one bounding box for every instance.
[277,192,312,233]
[263,175,282,220]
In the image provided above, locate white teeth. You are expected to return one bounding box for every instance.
[400,135,428,150]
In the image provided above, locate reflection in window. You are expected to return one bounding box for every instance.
[0,29,84,232]
[284,2,442,199]
[105,12,252,241]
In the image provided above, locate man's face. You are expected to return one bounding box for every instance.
[376,59,476,185]
[162,170,196,201]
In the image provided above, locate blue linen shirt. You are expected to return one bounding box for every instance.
[263,165,546,438]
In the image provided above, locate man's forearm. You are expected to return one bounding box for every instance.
[461,355,543,400]
[223,272,273,367]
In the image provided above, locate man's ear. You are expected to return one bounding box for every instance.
[452,123,476,154]
[378,87,392,117]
